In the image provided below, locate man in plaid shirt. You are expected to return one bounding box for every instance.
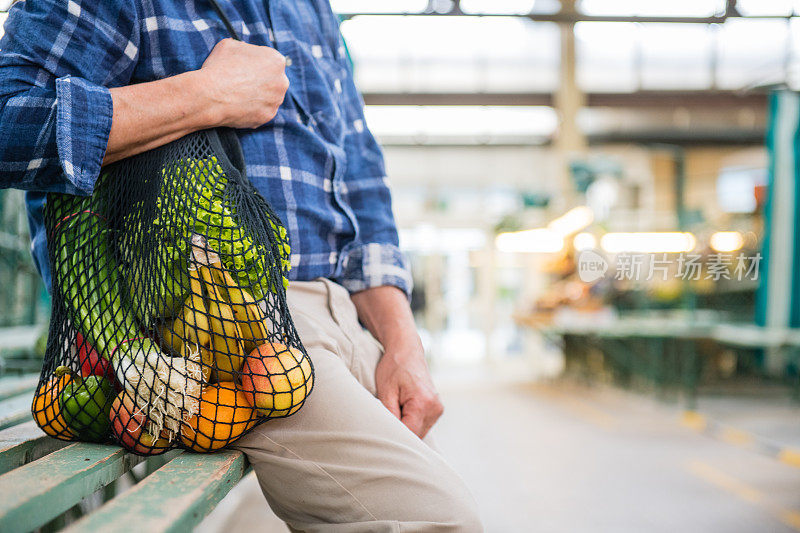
[0,0,481,531]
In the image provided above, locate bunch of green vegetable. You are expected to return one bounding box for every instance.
[165,158,289,293]
[180,157,290,296]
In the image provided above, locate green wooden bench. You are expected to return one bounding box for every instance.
[0,373,249,532]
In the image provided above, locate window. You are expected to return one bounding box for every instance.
[580,0,725,17]
[736,0,797,16]
[639,24,714,89]
[716,19,789,89]
[576,22,638,92]
[329,0,427,14]
[341,16,559,93]
[460,0,560,15]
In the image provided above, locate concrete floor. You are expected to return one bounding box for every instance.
[198,379,800,533]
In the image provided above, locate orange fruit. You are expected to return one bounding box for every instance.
[32,374,75,440]
[180,382,256,452]
[240,343,313,418]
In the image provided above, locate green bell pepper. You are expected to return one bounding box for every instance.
[60,373,114,442]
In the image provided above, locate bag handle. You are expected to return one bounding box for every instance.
[213,128,247,176]
[203,0,248,164]
[207,0,241,40]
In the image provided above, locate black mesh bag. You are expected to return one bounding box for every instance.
[32,128,314,455]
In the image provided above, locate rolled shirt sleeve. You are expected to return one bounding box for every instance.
[0,0,138,196]
[338,242,413,297]
[55,76,114,194]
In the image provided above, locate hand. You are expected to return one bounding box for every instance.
[350,285,443,439]
[196,38,289,129]
[375,340,443,439]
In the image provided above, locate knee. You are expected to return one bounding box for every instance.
[413,476,483,532]
[440,505,482,532]
[439,494,483,532]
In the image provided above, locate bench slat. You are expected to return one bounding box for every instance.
[0,443,145,533]
[64,450,247,533]
[0,374,38,402]
[0,394,32,430]
[0,420,69,475]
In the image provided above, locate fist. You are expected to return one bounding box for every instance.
[197,39,289,129]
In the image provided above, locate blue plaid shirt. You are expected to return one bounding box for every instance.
[0,0,411,296]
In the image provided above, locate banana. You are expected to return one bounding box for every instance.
[209,262,269,354]
[160,267,215,382]
[171,293,212,347]
[180,339,213,383]
[198,263,245,382]
[159,322,182,355]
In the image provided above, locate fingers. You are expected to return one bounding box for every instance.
[377,388,401,420]
[374,348,443,438]
[401,406,426,438]
[400,395,444,439]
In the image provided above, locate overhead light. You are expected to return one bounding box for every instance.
[710,231,744,253]
[495,228,564,253]
[573,232,597,251]
[548,206,594,237]
[600,232,696,253]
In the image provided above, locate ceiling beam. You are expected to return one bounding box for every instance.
[377,129,766,147]
[587,129,765,146]
[339,0,789,24]
[339,12,792,24]
[362,91,768,109]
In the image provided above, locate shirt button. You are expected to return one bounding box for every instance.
[285,56,293,67]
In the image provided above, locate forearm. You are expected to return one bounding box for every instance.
[104,71,215,165]
[351,285,421,353]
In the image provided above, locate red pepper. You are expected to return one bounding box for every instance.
[77,331,113,380]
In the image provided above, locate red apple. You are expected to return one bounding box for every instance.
[109,390,171,455]
[240,343,313,418]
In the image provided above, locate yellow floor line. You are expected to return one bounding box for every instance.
[681,410,707,431]
[783,510,800,530]
[779,449,800,468]
[719,427,756,448]
[560,397,619,431]
[682,410,800,469]
[530,386,619,430]
[688,461,800,532]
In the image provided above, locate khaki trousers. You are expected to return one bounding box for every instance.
[232,279,482,533]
